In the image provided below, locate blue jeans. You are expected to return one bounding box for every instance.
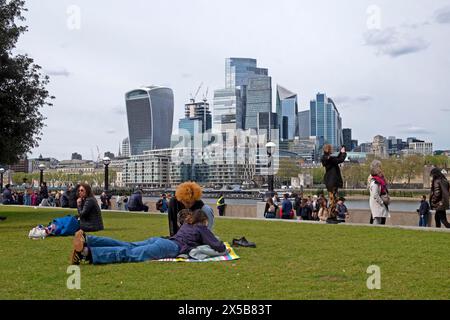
[87,235,180,265]
[419,215,428,227]
[24,194,31,206]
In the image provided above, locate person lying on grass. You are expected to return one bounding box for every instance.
[70,209,227,265]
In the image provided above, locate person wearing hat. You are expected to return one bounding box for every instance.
[430,168,450,228]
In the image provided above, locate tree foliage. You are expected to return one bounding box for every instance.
[0,0,53,164]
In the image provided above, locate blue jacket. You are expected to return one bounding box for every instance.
[281,199,293,216]
[418,200,430,215]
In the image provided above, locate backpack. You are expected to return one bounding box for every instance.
[49,215,80,236]
[156,199,163,211]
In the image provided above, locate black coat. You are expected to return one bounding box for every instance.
[168,197,205,236]
[321,152,347,192]
[77,197,104,232]
[430,176,449,211]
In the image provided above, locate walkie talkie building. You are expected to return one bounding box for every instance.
[125,86,174,155]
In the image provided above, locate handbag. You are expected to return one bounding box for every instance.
[381,194,391,205]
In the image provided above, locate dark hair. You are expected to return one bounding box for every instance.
[185,209,208,225]
[78,183,94,198]
[267,197,274,205]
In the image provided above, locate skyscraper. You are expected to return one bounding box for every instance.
[297,110,310,139]
[310,93,343,149]
[343,128,352,151]
[213,58,270,132]
[276,85,298,140]
[225,58,268,89]
[213,88,242,132]
[125,86,174,155]
[245,76,272,130]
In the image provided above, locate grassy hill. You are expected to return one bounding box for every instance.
[0,206,449,300]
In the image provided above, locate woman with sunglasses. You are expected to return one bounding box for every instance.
[76,183,104,232]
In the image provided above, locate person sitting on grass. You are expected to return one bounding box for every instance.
[127,189,149,212]
[336,197,349,223]
[70,209,226,265]
[168,182,215,236]
[76,183,104,232]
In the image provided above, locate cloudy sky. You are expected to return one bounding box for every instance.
[15,0,450,160]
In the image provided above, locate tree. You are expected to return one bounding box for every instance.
[0,0,54,164]
[275,158,301,185]
[400,155,424,187]
[381,157,402,185]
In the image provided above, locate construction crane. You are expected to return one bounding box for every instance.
[190,82,203,103]
[96,145,101,164]
[203,87,209,103]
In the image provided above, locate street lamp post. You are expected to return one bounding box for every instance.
[266,141,276,195]
[38,164,46,186]
[103,157,111,192]
[0,168,5,191]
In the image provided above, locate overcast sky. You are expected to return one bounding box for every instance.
[15,0,450,160]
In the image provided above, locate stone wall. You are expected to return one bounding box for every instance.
[137,200,449,228]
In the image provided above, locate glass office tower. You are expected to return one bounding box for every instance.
[245,76,272,130]
[276,85,298,140]
[125,86,174,155]
[309,93,343,149]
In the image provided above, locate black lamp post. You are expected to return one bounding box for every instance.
[0,168,5,191]
[266,141,276,194]
[103,157,111,192]
[38,164,46,186]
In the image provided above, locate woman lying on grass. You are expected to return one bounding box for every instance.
[70,209,226,265]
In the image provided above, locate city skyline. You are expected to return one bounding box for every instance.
[14,0,450,160]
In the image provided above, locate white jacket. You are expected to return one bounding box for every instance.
[369,180,390,218]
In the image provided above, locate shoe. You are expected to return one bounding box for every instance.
[73,230,86,252]
[70,249,83,265]
[232,237,256,248]
[0,216,6,221]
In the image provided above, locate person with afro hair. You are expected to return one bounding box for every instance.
[168,182,215,236]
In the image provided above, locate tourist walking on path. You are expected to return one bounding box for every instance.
[217,193,226,216]
[430,168,450,228]
[417,195,430,227]
[321,144,347,216]
[368,160,390,225]
[168,182,215,236]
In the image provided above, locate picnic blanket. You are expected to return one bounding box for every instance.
[156,242,240,262]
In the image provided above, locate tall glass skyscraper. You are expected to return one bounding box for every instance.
[213,88,242,132]
[225,58,268,89]
[309,93,343,149]
[245,76,272,130]
[125,86,174,155]
[276,85,298,140]
[213,58,269,132]
[297,110,310,139]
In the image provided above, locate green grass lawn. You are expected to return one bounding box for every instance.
[0,206,449,300]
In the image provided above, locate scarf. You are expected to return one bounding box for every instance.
[372,175,388,195]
